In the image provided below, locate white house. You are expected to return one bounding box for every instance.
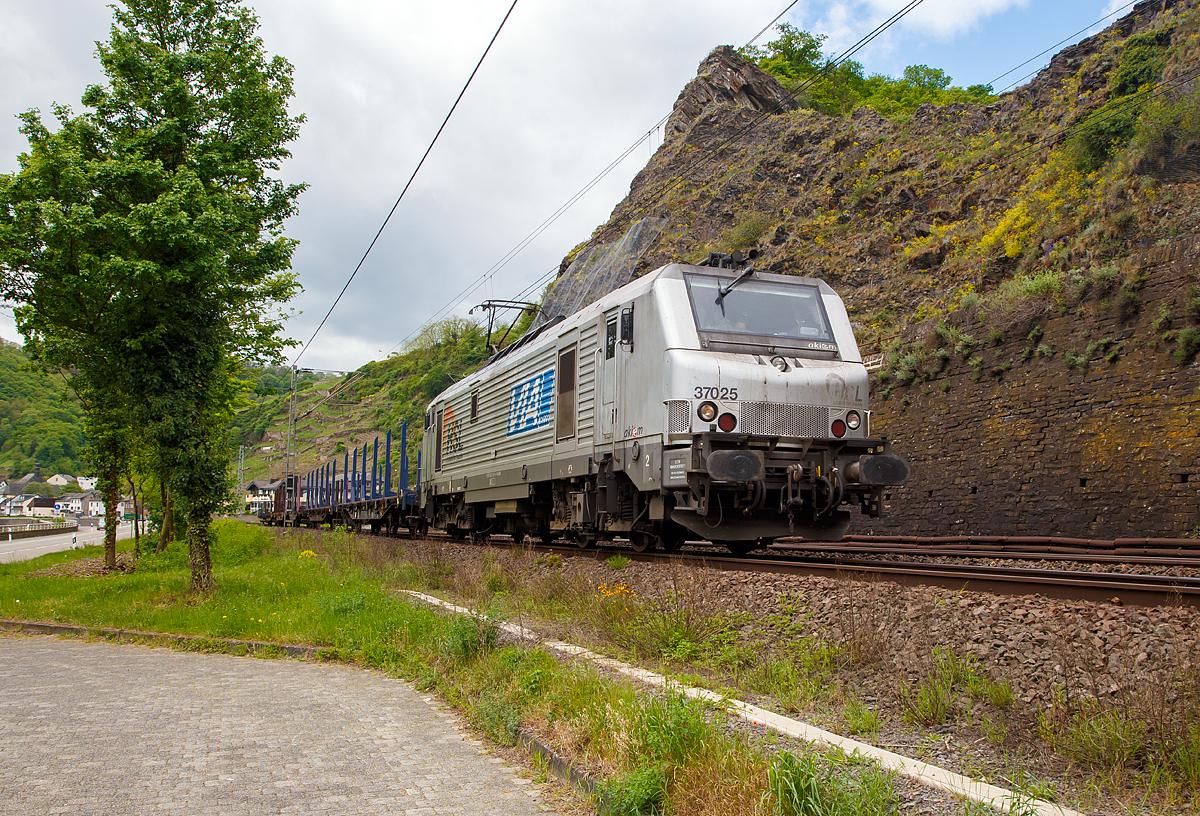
[46,474,73,487]
[76,476,98,491]
[82,491,106,517]
[79,491,134,519]
[3,495,36,516]
[245,479,283,516]
[55,493,86,515]
[31,497,57,518]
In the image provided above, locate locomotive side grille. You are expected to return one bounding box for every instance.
[741,402,828,437]
[667,400,691,434]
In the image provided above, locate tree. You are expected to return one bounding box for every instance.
[0,0,303,588]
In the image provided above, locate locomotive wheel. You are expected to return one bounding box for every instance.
[629,532,653,553]
[725,539,760,557]
[658,531,684,553]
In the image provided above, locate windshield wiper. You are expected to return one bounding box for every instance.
[714,267,755,316]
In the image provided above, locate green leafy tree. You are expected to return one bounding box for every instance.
[0,0,303,587]
[742,24,994,116]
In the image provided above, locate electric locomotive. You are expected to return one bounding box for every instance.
[420,254,909,553]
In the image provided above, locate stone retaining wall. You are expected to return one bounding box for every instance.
[865,236,1200,538]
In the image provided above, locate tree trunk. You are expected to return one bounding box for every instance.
[102,478,118,569]
[157,483,173,553]
[96,440,121,570]
[187,509,214,591]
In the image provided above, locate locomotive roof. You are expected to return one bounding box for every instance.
[428,263,840,409]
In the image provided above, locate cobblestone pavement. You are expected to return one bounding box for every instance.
[0,636,555,815]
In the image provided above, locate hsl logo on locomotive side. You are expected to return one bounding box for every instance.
[507,368,554,436]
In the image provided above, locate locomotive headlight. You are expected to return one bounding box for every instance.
[770,355,789,372]
[846,411,861,431]
[697,401,718,422]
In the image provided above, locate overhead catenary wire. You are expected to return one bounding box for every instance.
[988,0,1138,92]
[744,0,802,48]
[389,114,671,352]
[291,0,521,367]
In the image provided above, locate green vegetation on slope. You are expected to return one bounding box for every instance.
[0,341,87,478]
[740,24,994,117]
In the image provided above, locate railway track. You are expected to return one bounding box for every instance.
[536,542,1200,608]
[426,533,1200,609]
[284,521,1200,608]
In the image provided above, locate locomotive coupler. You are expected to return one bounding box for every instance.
[782,463,807,533]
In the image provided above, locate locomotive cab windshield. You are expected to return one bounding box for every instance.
[684,270,839,356]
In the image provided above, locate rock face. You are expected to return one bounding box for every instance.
[665,45,797,138]
[868,236,1200,539]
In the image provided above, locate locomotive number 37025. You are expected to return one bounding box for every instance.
[694,386,738,400]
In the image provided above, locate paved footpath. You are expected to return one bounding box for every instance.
[0,636,555,815]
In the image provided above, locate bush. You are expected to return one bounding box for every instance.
[631,693,708,766]
[1174,327,1200,364]
[442,612,500,662]
[842,697,880,736]
[723,213,771,251]
[600,765,667,816]
[1039,702,1148,769]
[605,554,631,570]
[763,750,897,816]
[476,694,521,746]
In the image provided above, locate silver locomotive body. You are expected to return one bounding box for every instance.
[421,263,909,550]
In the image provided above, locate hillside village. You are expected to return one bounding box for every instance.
[0,466,135,522]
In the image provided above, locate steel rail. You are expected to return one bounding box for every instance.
[523,541,1200,609]
[840,534,1200,556]
[771,542,1200,568]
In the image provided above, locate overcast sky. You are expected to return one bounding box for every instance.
[0,0,1130,371]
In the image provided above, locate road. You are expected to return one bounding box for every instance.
[0,636,550,816]
[0,521,134,564]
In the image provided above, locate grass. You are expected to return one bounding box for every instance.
[899,648,1012,726]
[0,521,900,816]
[763,749,897,816]
[12,521,1200,810]
[605,554,632,570]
